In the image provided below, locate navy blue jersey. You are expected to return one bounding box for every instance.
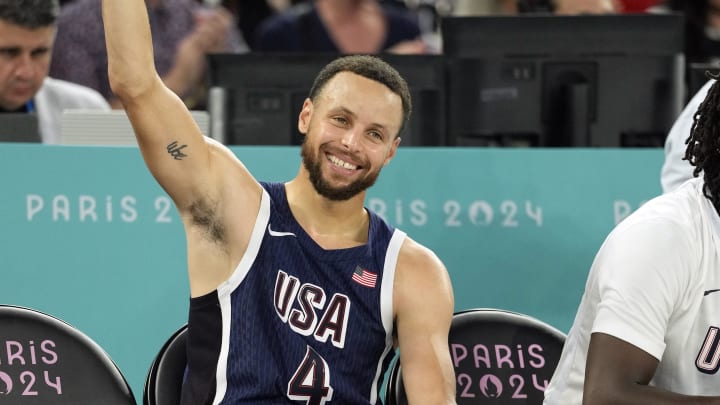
[181,182,406,404]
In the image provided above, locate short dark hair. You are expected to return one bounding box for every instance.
[0,0,59,29]
[308,55,412,139]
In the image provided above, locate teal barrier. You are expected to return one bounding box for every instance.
[0,144,663,402]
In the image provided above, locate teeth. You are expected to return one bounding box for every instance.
[329,155,357,170]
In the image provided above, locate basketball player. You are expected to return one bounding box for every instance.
[544,78,720,404]
[102,0,456,403]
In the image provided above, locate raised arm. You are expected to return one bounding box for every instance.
[102,0,234,208]
[394,239,456,404]
[584,333,720,405]
[102,0,261,296]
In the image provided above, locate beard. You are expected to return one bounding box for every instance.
[300,136,381,201]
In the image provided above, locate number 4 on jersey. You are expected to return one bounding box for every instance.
[287,345,334,404]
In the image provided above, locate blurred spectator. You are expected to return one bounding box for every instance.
[548,0,662,13]
[0,0,109,143]
[552,0,619,14]
[254,0,428,54]
[50,0,248,109]
[660,0,720,67]
[452,0,659,16]
[616,0,662,12]
[453,0,620,14]
[452,0,517,15]
[220,0,279,50]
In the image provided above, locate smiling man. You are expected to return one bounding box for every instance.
[102,0,456,403]
[0,0,109,143]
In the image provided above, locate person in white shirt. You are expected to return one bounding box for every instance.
[545,78,720,404]
[0,0,109,144]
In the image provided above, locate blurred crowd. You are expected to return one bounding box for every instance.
[47,0,718,107]
[6,0,719,143]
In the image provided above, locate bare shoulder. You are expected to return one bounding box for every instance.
[397,237,449,278]
[394,236,454,312]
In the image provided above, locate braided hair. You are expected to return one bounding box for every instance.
[685,73,720,212]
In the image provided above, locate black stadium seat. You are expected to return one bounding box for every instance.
[0,304,136,404]
[143,324,187,405]
[385,308,567,405]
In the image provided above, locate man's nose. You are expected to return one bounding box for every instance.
[13,54,37,79]
[341,127,360,150]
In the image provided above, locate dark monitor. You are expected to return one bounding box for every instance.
[688,63,720,102]
[441,13,685,147]
[0,113,41,143]
[206,53,447,146]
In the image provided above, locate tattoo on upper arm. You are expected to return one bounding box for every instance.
[167,141,188,160]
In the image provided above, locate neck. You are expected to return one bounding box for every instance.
[285,171,370,247]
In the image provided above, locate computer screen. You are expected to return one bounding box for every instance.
[206,53,447,146]
[441,13,685,147]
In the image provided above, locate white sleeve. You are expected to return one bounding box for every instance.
[591,218,696,360]
[660,80,714,193]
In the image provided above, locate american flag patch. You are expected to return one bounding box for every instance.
[352,266,377,288]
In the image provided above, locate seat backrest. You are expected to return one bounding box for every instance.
[386,308,567,405]
[143,324,187,405]
[0,304,136,404]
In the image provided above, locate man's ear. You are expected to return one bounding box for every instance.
[298,98,313,134]
[383,136,401,167]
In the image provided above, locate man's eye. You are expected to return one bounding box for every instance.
[0,49,20,58]
[31,48,49,58]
